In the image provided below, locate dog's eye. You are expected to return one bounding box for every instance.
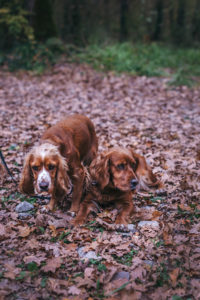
[32,166,39,171]
[117,163,125,170]
[48,164,55,170]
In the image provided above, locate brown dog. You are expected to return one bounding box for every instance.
[73,147,162,225]
[19,114,98,212]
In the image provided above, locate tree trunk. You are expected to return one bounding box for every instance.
[119,0,128,41]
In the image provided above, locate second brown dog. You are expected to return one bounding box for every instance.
[73,147,162,225]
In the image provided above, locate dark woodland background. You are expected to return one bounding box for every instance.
[1,0,200,50]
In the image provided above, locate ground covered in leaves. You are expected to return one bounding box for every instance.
[0,63,200,300]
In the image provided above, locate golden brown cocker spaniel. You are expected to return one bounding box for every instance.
[73,147,163,225]
[19,114,98,212]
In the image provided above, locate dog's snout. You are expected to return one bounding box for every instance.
[39,181,49,191]
[130,179,138,190]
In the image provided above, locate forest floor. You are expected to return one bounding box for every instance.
[0,63,200,300]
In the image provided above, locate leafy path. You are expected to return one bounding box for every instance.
[0,64,200,299]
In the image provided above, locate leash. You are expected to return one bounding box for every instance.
[0,149,18,186]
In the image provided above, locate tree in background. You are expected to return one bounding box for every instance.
[1,0,200,52]
[0,0,34,50]
[119,0,128,42]
[32,0,57,41]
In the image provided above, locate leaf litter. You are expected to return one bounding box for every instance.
[0,63,200,299]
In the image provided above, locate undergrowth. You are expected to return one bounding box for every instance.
[72,42,200,86]
[1,41,200,86]
[0,38,64,74]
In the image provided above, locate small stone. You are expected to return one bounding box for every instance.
[129,243,138,249]
[112,271,130,281]
[142,206,155,211]
[143,260,154,267]
[18,212,32,219]
[127,224,136,233]
[35,213,48,227]
[138,221,159,229]
[15,201,34,213]
[77,247,101,260]
[121,232,131,237]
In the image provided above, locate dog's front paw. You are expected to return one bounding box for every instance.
[115,216,128,225]
[115,223,126,231]
[40,203,55,213]
[67,211,76,218]
[71,217,85,227]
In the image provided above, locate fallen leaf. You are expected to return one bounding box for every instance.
[18,226,31,238]
[41,257,62,273]
[68,285,81,295]
[169,268,180,287]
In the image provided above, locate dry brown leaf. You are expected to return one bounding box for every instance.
[23,255,46,265]
[152,210,162,220]
[1,62,200,300]
[18,226,31,238]
[0,224,6,239]
[68,285,81,295]
[41,257,62,273]
[169,268,180,287]
[49,224,58,237]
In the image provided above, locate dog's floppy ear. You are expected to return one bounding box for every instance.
[54,156,70,198]
[19,153,34,195]
[90,153,110,190]
[129,149,162,190]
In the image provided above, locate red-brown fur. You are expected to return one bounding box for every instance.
[73,147,162,225]
[19,114,98,211]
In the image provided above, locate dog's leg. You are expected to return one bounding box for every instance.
[46,197,56,211]
[70,167,84,213]
[72,195,94,226]
[115,193,134,225]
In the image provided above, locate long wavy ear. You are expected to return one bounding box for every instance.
[129,149,162,190]
[19,153,34,195]
[90,153,110,190]
[54,156,70,199]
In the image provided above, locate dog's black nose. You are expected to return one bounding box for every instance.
[39,181,49,191]
[130,179,138,190]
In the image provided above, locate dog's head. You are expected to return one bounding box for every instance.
[89,147,161,192]
[19,143,72,197]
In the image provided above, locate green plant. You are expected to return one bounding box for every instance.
[58,231,71,241]
[93,278,105,299]
[107,281,131,297]
[177,205,200,223]
[5,39,63,73]
[155,262,170,287]
[89,259,107,272]
[0,1,34,50]
[172,296,183,300]
[72,42,200,86]
[38,227,45,234]
[112,249,137,266]
[16,271,26,281]
[150,196,163,203]
[73,272,84,279]
[86,220,104,232]
[40,276,47,288]
[27,262,38,272]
